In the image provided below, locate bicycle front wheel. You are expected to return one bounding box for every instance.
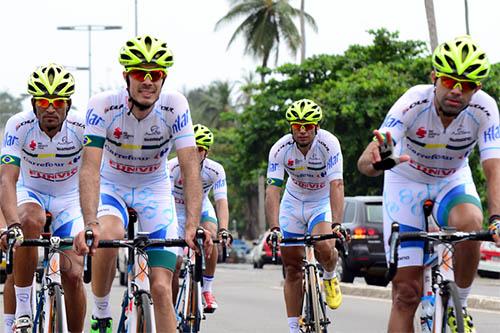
[308,265,323,333]
[136,293,154,333]
[48,284,64,333]
[182,279,201,333]
[439,281,464,333]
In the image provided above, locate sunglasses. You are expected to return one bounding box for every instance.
[291,123,317,131]
[126,67,167,82]
[34,97,69,109]
[435,72,479,92]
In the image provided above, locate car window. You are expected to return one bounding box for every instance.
[343,202,355,223]
[366,203,383,223]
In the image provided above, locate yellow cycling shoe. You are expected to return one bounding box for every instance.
[323,277,342,309]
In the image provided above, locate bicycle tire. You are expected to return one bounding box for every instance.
[308,265,322,333]
[48,284,64,333]
[184,279,201,332]
[136,292,154,333]
[440,281,464,333]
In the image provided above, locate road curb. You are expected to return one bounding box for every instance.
[340,283,500,312]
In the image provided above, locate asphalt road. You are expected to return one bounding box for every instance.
[1,264,499,332]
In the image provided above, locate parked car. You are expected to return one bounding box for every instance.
[250,232,282,268]
[336,196,388,286]
[225,238,252,263]
[478,241,500,279]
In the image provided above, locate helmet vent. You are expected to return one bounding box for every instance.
[34,81,46,92]
[144,36,153,50]
[154,50,166,60]
[121,54,132,61]
[126,41,135,47]
[444,55,456,70]
[461,45,470,61]
[47,68,56,84]
[444,44,451,51]
[131,49,145,59]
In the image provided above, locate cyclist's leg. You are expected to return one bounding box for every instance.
[308,200,336,272]
[91,185,128,324]
[50,196,86,332]
[201,201,219,311]
[14,189,46,321]
[172,204,185,304]
[279,191,306,332]
[134,181,178,331]
[383,172,429,332]
[3,274,15,332]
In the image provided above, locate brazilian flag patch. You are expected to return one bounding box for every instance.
[1,154,20,166]
[83,135,105,148]
[266,178,284,187]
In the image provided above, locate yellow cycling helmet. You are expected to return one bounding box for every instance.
[285,99,322,124]
[194,124,214,150]
[119,35,174,69]
[27,63,75,97]
[432,36,490,81]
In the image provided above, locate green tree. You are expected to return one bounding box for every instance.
[215,0,317,81]
[0,92,25,131]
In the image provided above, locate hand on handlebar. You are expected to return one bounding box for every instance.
[218,228,233,247]
[488,215,500,247]
[74,222,100,256]
[331,223,350,243]
[266,227,282,246]
[192,227,213,258]
[1,224,24,252]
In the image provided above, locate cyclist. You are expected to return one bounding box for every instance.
[357,36,500,333]
[169,124,232,313]
[72,35,206,333]
[0,64,86,332]
[265,99,346,333]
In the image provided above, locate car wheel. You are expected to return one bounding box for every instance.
[364,274,390,287]
[478,269,500,279]
[253,259,263,269]
[336,255,355,283]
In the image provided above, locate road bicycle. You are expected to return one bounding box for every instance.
[386,199,495,333]
[278,233,346,333]
[175,229,228,333]
[6,212,72,333]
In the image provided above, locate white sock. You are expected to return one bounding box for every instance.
[288,317,300,333]
[456,285,471,308]
[202,275,214,293]
[322,270,336,280]
[4,314,15,333]
[92,293,112,319]
[14,285,32,318]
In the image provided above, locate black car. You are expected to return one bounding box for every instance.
[336,196,389,286]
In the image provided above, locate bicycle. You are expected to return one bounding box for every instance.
[386,199,495,333]
[276,233,347,333]
[175,229,228,333]
[5,212,73,333]
[86,207,187,333]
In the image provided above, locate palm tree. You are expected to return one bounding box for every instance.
[424,0,438,51]
[215,0,317,81]
[188,80,235,128]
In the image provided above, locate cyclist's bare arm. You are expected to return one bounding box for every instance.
[265,185,282,230]
[330,179,344,224]
[483,158,500,215]
[215,198,229,231]
[177,146,202,249]
[0,164,20,227]
[75,146,103,255]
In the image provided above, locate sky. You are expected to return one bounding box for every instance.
[0,0,498,111]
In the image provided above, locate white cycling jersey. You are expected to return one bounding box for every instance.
[168,157,227,206]
[379,85,500,183]
[84,88,196,187]
[266,129,343,201]
[1,110,85,196]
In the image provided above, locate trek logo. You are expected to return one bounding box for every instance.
[483,125,500,143]
[402,99,428,115]
[113,127,122,139]
[86,109,104,126]
[104,104,124,113]
[172,111,189,134]
[29,167,78,182]
[3,133,18,147]
[160,106,174,113]
[382,116,403,128]
[416,127,427,139]
[15,119,35,130]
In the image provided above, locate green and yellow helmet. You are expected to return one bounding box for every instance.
[194,124,214,150]
[119,35,174,69]
[27,63,75,97]
[432,36,490,81]
[285,99,322,124]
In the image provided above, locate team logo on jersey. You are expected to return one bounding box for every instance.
[287,159,294,166]
[29,140,37,151]
[146,125,161,136]
[416,127,427,139]
[15,119,35,131]
[3,133,18,147]
[113,127,123,139]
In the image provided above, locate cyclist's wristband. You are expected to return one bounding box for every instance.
[488,214,500,225]
[85,220,100,228]
[270,226,280,232]
[7,223,21,230]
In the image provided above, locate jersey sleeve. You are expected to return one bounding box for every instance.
[325,134,343,181]
[167,92,196,150]
[83,93,108,149]
[212,164,227,201]
[477,94,500,161]
[266,139,286,187]
[1,114,23,167]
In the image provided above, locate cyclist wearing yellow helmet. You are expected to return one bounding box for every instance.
[266,99,346,333]
[169,124,231,313]
[73,35,207,332]
[358,36,500,333]
[0,64,86,332]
